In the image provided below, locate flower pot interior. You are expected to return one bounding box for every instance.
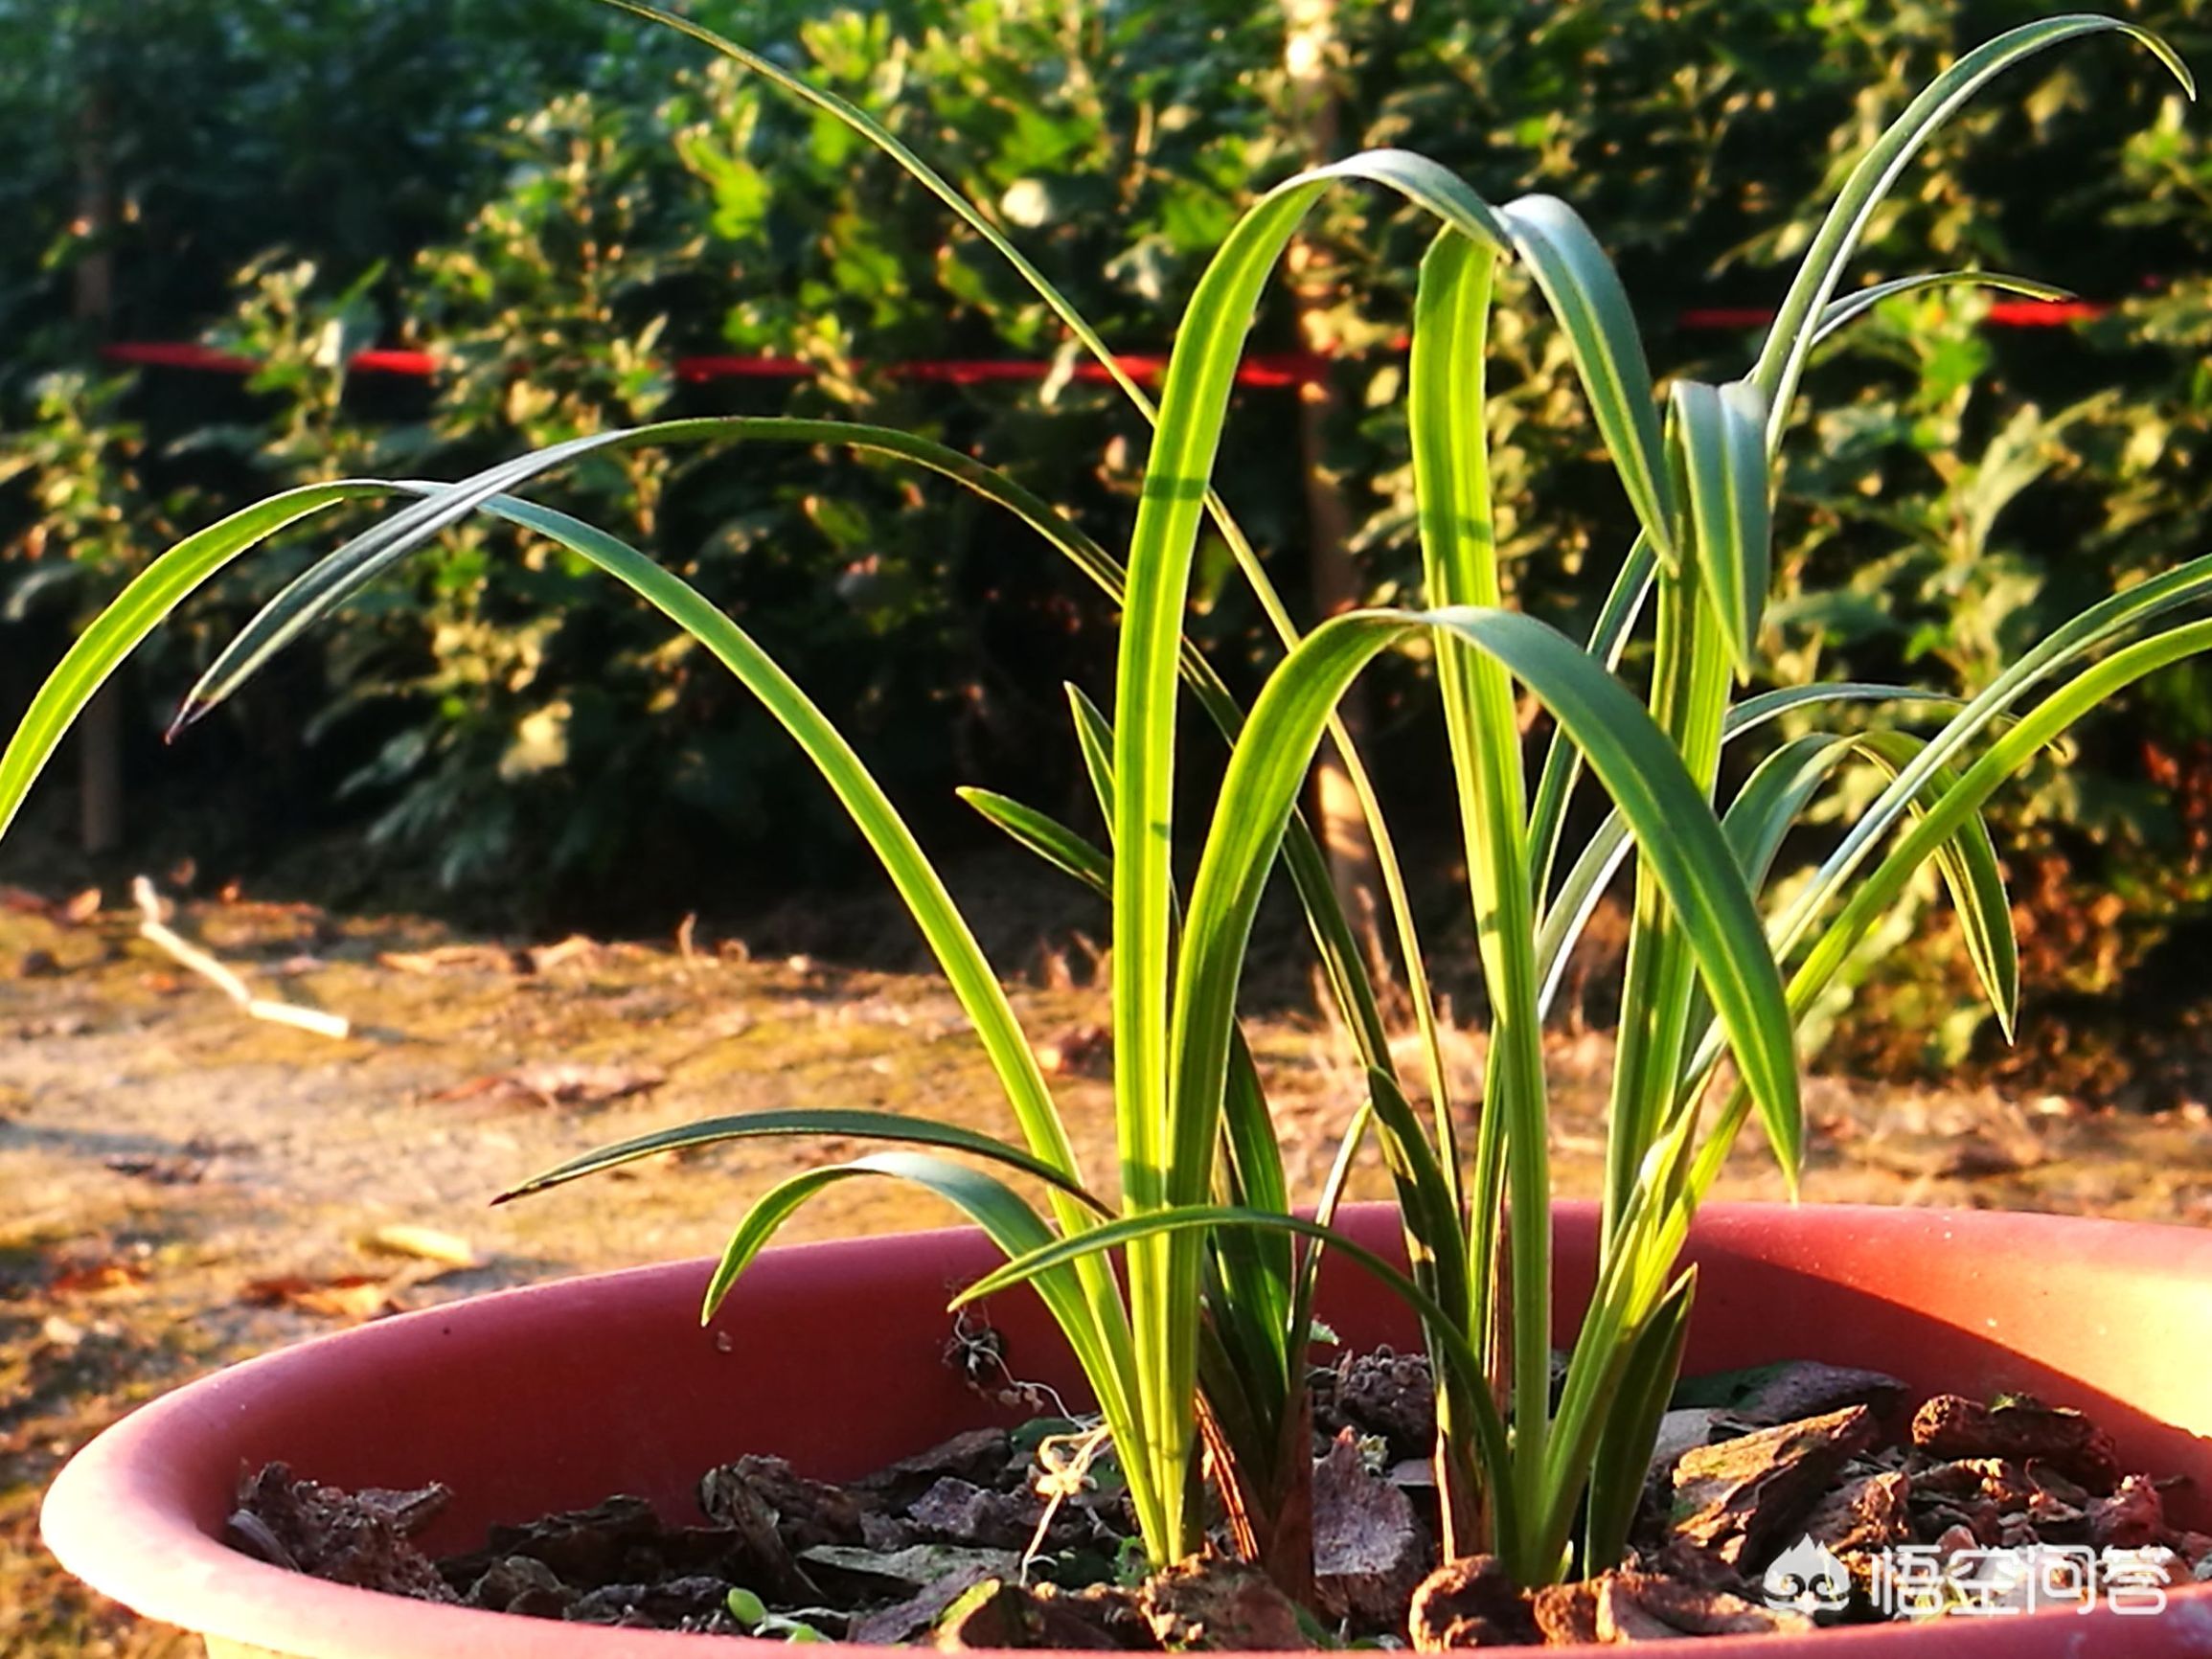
[41,1202,2212,1657]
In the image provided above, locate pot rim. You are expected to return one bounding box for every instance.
[39,1201,2212,1657]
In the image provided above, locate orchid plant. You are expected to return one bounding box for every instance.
[0,2,2201,1605]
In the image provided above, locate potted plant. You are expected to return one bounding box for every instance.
[34,1203,2212,1656]
[13,4,2212,1651]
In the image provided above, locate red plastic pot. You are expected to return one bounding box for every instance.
[40,1202,2212,1656]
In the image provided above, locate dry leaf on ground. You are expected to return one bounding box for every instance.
[526,935,600,972]
[240,1274,402,1321]
[377,943,525,975]
[359,1225,478,1268]
[50,1260,149,1296]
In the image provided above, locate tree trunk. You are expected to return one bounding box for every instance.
[75,80,123,857]
[1283,0,1389,993]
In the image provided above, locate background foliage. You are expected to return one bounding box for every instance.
[2,0,2208,1087]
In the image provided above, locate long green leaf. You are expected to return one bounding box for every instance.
[1671,378,1772,679]
[1534,690,1969,1017]
[963,767,1292,1530]
[182,420,1121,724]
[613,0,1458,1208]
[1750,16,2191,434]
[1598,375,1767,1251]
[1529,19,2174,941]
[1202,1037,1296,1466]
[1726,681,1972,732]
[1109,145,1514,1183]
[1531,263,2114,912]
[1438,610,1799,1185]
[1500,196,1675,562]
[1670,729,2013,1116]
[1408,226,1544,1499]
[609,5,1456,1189]
[702,1151,1057,1314]
[1600,458,1730,1239]
[1108,148,1518,1558]
[1172,604,1801,1250]
[1809,271,2072,350]
[1658,548,2212,1125]
[1065,684,1118,827]
[957,788,1111,899]
[494,1107,1110,1211]
[696,1149,1130,1419]
[1595,562,2212,1127]
[1046,682,1297,1420]
[1528,534,1657,913]
[1849,732,2018,1040]
[1721,735,1862,896]
[0,483,371,840]
[1768,553,2212,973]
[187,410,1396,1205]
[1580,1269,1696,1579]
[601,0,1158,422]
[1362,1068,1472,1328]
[451,492,1082,1181]
[1678,613,2212,1211]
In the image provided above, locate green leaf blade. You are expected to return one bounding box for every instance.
[1429,609,1803,1186]
[0,483,369,842]
[1752,17,2191,430]
[1501,196,1676,564]
[1671,379,1773,680]
[494,1107,1110,1212]
[958,788,1111,900]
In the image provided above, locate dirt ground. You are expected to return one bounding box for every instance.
[5,884,2209,1655]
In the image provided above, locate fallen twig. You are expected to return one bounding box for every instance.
[132,876,351,1039]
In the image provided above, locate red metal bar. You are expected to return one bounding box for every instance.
[671,354,811,381]
[1679,298,2109,330]
[103,341,262,373]
[1674,307,1781,330]
[347,348,440,375]
[92,298,2113,386]
[1987,299,2108,326]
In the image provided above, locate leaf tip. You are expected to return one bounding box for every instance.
[163,701,208,744]
[2163,47,2199,101]
[1728,636,1760,688]
[2127,23,2198,101]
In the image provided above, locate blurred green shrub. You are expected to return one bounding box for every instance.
[0,0,2207,1061]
